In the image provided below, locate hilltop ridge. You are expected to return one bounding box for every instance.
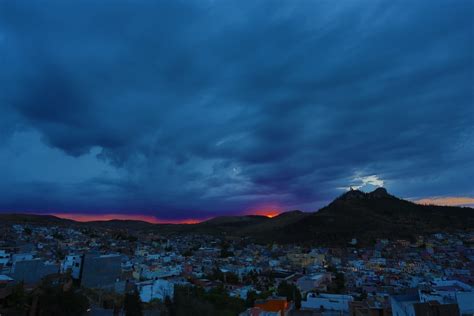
[0,188,472,245]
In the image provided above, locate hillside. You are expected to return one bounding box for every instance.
[263,188,474,245]
[184,188,473,245]
[1,188,472,245]
[0,213,76,225]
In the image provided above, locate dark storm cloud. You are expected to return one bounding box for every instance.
[0,0,472,219]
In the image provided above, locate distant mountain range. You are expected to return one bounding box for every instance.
[1,188,473,245]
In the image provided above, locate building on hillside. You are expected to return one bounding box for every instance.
[296,273,331,294]
[138,264,182,280]
[11,253,33,264]
[240,306,282,315]
[247,296,292,316]
[0,250,10,266]
[391,295,418,316]
[419,279,474,315]
[391,294,460,316]
[287,253,314,268]
[137,279,174,303]
[12,259,59,284]
[80,253,122,289]
[350,300,391,316]
[301,293,353,312]
[61,254,82,279]
[414,301,459,316]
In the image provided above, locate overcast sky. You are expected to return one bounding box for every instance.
[0,0,473,220]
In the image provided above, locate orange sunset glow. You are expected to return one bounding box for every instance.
[49,213,203,224]
[414,197,474,207]
[262,212,280,218]
[249,207,281,218]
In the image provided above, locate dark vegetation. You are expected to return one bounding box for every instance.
[1,281,89,316]
[169,285,246,316]
[277,281,302,309]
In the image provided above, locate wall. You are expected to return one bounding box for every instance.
[81,254,122,289]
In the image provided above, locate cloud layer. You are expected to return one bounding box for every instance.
[0,0,473,219]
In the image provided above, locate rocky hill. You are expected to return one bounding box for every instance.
[1,188,472,245]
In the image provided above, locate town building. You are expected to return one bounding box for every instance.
[80,253,122,289]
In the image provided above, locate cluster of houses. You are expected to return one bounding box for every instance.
[0,222,473,315]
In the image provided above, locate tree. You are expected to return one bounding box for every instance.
[207,268,239,284]
[326,266,346,294]
[183,249,194,257]
[243,271,258,285]
[124,290,143,316]
[357,291,367,301]
[52,232,64,240]
[224,272,239,284]
[127,235,138,242]
[55,248,66,260]
[5,282,29,311]
[335,272,345,293]
[245,290,258,307]
[170,285,245,316]
[164,295,173,311]
[220,242,234,258]
[277,281,302,309]
[34,284,89,315]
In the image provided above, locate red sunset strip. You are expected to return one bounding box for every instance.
[50,213,203,224]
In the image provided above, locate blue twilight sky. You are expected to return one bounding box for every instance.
[0,0,473,220]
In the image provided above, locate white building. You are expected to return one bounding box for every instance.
[391,294,419,316]
[229,285,257,299]
[296,273,330,293]
[301,293,353,312]
[61,254,82,279]
[419,279,474,315]
[137,279,174,303]
[11,253,34,264]
[146,253,161,260]
[139,264,182,280]
[269,260,280,268]
[0,250,10,266]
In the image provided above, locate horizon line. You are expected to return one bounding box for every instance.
[49,211,286,224]
[1,194,473,224]
[0,211,286,224]
[48,213,206,224]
